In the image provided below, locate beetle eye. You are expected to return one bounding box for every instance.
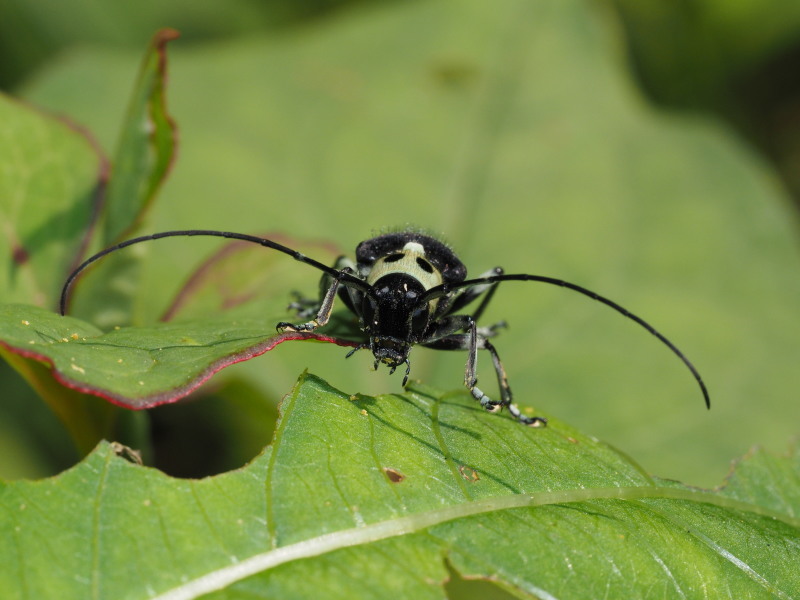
[415,257,433,273]
[362,298,377,327]
[384,253,404,263]
[411,306,429,334]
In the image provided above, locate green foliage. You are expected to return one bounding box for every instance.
[11,0,799,485]
[0,95,99,307]
[608,0,800,107]
[0,0,368,87]
[1,1,800,595]
[1,374,798,599]
[0,303,352,407]
[607,0,800,208]
[0,31,180,454]
[103,29,178,245]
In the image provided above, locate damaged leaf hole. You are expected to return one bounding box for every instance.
[458,465,480,482]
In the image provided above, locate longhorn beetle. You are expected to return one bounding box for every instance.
[60,229,710,426]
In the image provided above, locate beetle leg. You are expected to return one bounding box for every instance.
[287,291,320,319]
[278,257,359,333]
[277,275,341,333]
[421,317,546,426]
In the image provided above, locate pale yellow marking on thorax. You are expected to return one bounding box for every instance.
[366,241,443,291]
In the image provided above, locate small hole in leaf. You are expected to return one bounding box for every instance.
[458,465,479,482]
[150,379,280,478]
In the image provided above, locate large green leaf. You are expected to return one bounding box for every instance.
[0,93,115,455]
[0,94,103,308]
[0,374,797,599]
[16,0,800,486]
[0,28,180,455]
[0,304,354,408]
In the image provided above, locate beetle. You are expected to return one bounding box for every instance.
[60,229,710,425]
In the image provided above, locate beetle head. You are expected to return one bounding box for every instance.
[360,273,432,373]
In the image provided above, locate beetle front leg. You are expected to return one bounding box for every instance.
[462,318,497,410]
[277,275,342,333]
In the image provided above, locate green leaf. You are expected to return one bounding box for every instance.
[0,96,114,453]
[102,28,178,244]
[20,0,800,486]
[0,94,103,308]
[67,29,179,330]
[609,0,800,106]
[0,29,180,456]
[0,304,355,408]
[158,232,344,323]
[0,344,117,455]
[0,0,351,86]
[0,374,797,599]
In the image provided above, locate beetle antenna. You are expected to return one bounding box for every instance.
[419,274,710,409]
[59,229,374,316]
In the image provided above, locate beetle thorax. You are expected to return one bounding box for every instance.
[365,242,443,290]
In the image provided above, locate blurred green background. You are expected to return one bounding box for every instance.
[1,0,799,492]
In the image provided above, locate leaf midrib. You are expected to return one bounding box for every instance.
[150,484,797,600]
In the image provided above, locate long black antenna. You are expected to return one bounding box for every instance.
[59,229,373,316]
[420,274,711,409]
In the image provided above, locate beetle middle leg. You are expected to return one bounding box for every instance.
[287,291,320,319]
[422,316,546,426]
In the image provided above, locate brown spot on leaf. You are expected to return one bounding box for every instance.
[12,244,29,265]
[459,465,480,482]
[384,467,405,483]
